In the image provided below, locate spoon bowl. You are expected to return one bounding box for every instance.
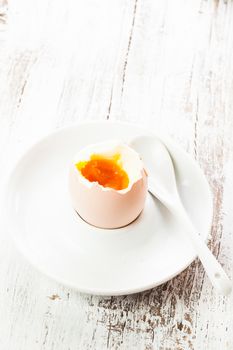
[130,135,179,199]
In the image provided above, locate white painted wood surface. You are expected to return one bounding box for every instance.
[0,0,233,349]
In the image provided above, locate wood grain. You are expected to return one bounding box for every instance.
[0,0,233,349]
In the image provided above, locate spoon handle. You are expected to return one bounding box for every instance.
[148,180,232,296]
[172,205,232,296]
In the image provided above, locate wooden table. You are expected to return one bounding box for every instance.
[0,1,232,349]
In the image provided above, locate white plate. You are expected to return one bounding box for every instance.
[3,121,213,296]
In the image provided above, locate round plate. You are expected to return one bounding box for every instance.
[3,121,213,295]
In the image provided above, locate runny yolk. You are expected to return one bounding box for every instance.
[76,154,129,190]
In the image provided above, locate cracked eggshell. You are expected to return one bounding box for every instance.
[68,140,148,229]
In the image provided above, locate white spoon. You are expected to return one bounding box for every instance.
[130,135,232,296]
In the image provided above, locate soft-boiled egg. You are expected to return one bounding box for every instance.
[69,140,148,229]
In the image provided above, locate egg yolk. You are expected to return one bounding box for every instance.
[76,154,129,190]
